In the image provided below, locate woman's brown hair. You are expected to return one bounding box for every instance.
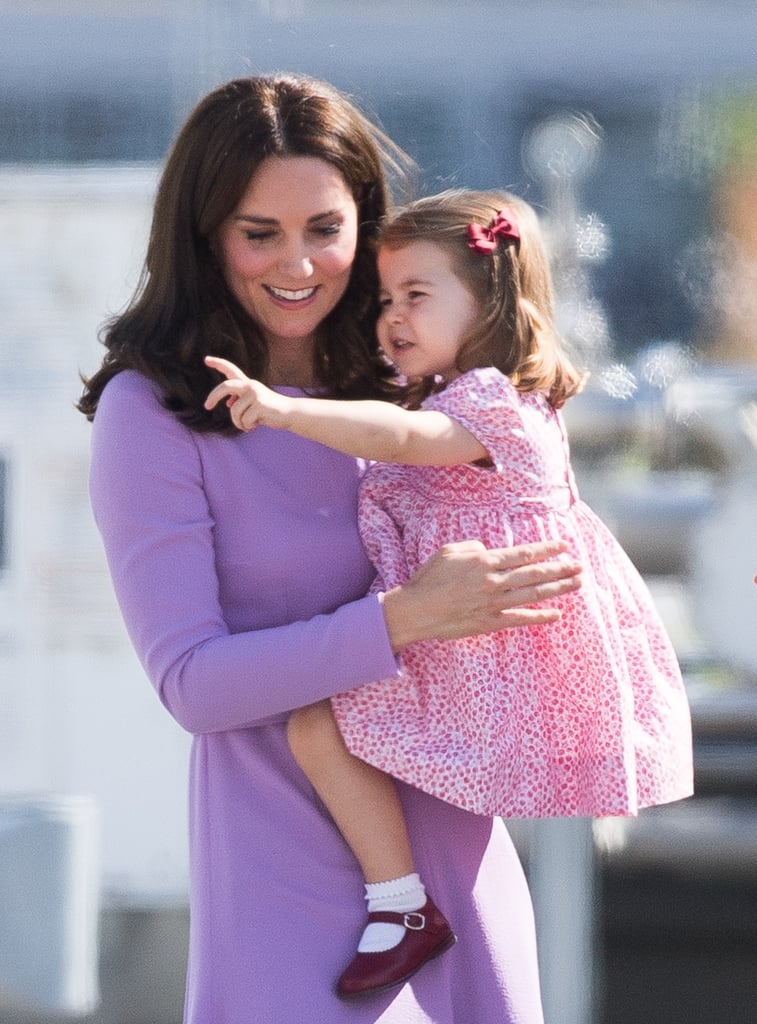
[379,189,586,409]
[77,74,412,431]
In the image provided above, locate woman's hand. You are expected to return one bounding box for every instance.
[204,355,292,431]
[381,539,582,653]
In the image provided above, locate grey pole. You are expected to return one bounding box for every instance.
[529,818,597,1024]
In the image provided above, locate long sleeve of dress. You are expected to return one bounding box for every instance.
[88,371,399,736]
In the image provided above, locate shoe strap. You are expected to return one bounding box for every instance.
[366,909,427,931]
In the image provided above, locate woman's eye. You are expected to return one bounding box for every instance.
[312,223,340,237]
[244,230,275,242]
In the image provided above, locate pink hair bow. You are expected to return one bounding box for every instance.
[466,210,520,255]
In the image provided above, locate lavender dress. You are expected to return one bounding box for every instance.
[89,370,545,1024]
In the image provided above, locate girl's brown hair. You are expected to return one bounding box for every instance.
[78,74,412,431]
[379,189,586,408]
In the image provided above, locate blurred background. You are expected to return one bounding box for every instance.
[1,1,756,1022]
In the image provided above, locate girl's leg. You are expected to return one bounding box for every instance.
[288,700,456,996]
[287,699,414,883]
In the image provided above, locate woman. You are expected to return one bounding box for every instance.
[78,74,582,1023]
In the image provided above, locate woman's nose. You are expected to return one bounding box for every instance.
[278,242,314,278]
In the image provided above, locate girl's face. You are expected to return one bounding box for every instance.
[376,241,479,382]
[215,155,359,383]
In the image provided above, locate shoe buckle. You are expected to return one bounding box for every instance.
[403,912,426,931]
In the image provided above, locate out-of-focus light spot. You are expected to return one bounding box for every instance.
[523,112,603,183]
[739,402,757,450]
[639,342,693,390]
[575,212,610,262]
[557,295,611,361]
[597,363,638,400]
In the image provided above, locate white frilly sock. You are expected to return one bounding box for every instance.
[357,873,427,953]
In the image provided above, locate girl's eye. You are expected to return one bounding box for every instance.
[378,296,392,311]
[407,290,426,302]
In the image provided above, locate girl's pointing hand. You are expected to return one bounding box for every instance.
[204,355,292,431]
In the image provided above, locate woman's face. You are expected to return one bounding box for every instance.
[215,155,359,379]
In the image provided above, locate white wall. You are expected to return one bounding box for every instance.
[0,167,190,900]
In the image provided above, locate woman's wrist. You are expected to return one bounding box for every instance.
[380,585,420,654]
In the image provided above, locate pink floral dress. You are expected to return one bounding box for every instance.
[331,367,693,818]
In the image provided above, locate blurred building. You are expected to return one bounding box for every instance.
[2,1,757,358]
[1,3,757,1022]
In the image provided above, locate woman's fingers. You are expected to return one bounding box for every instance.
[484,541,582,621]
[485,538,572,572]
[496,570,582,627]
[492,550,582,599]
[382,538,583,651]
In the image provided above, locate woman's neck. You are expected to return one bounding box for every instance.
[266,338,319,390]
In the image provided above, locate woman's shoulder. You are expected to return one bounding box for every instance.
[99,368,162,405]
[94,370,195,450]
[96,370,177,428]
[89,370,204,507]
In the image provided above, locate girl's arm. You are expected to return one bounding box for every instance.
[204,355,488,466]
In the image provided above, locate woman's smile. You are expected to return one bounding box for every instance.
[266,285,320,304]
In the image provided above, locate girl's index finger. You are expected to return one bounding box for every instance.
[204,355,247,381]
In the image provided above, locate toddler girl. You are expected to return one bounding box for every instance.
[204,189,693,1000]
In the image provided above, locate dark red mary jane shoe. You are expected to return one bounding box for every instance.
[336,896,456,1000]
